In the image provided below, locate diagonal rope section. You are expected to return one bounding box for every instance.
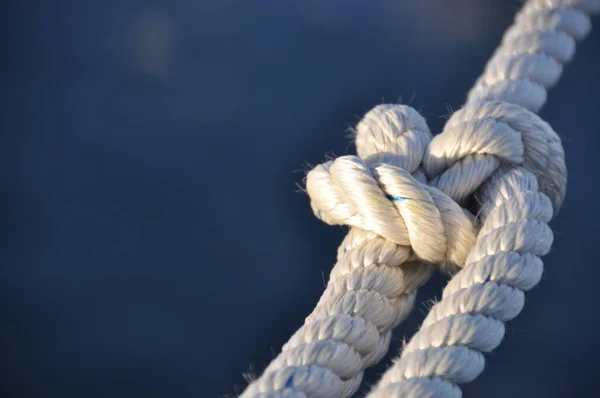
[365,0,599,396]
[467,0,599,112]
[367,164,554,398]
[240,106,477,398]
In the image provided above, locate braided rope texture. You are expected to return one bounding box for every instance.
[241,0,599,397]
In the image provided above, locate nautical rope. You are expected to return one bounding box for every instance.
[241,105,478,398]
[239,0,599,397]
[366,0,599,396]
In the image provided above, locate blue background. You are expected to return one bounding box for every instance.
[3,1,600,397]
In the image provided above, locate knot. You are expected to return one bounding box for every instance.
[306,155,476,270]
[423,100,566,212]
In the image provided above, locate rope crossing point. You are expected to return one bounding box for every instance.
[240,0,600,397]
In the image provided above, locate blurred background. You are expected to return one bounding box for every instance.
[3,0,600,397]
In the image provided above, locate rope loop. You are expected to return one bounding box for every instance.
[424,100,567,211]
[306,105,477,271]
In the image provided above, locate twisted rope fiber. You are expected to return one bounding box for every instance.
[241,105,478,398]
[366,0,599,396]
[240,0,599,396]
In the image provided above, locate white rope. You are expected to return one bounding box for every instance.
[241,105,477,398]
[468,0,599,113]
[240,0,598,396]
[366,0,598,396]
[367,162,556,398]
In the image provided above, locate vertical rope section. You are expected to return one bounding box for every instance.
[366,0,599,396]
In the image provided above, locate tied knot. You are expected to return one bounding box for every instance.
[306,104,476,270]
[306,156,475,269]
[424,100,566,212]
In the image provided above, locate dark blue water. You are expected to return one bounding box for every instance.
[3,1,600,397]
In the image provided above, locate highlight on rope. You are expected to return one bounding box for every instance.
[239,1,600,397]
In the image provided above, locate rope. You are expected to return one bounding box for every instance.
[240,0,599,396]
[241,105,477,398]
[366,0,598,396]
